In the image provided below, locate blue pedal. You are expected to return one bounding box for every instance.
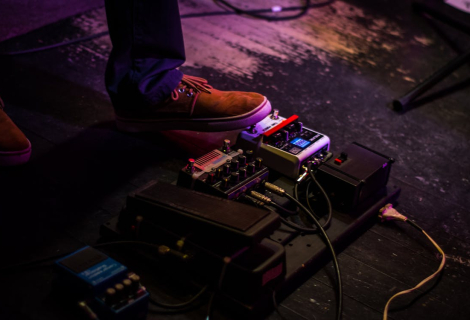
[55,246,149,320]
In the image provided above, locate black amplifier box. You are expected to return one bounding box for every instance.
[315,142,394,211]
[121,180,280,247]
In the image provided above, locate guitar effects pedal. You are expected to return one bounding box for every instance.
[237,110,330,178]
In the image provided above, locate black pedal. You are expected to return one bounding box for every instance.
[122,180,280,246]
[315,142,394,211]
[177,139,269,200]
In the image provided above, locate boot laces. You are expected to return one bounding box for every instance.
[171,75,212,101]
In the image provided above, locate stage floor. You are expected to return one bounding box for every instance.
[1,1,469,319]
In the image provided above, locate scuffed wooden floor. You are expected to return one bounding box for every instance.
[1,1,469,319]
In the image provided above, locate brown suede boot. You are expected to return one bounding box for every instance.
[115,75,271,132]
[0,96,31,166]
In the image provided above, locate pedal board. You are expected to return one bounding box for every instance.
[100,114,401,319]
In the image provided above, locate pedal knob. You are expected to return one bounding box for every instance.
[255,157,263,169]
[114,283,125,300]
[223,164,231,175]
[247,163,256,174]
[281,130,289,141]
[272,132,282,145]
[207,172,216,184]
[186,158,195,173]
[122,279,133,296]
[295,122,303,133]
[271,109,279,120]
[129,274,141,291]
[105,288,117,305]
[238,155,247,167]
[248,125,257,134]
[231,172,240,184]
[222,176,231,189]
[245,150,254,162]
[231,160,239,171]
[215,167,223,179]
[222,139,231,154]
[287,124,296,132]
[239,167,247,179]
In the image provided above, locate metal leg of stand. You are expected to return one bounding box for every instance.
[412,2,470,36]
[393,49,470,111]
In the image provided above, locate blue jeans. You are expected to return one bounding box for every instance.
[105,0,185,110]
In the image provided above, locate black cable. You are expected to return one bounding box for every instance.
[188,0,335,21]
[206,257,231,320]
[0,251,70,273]
[93,240,164,251]
[277,211,318,234]
[0,31,109,56]
[283,192,342,320]
[0,1,335,56]
[149,285,209,310]
[294,183,300,201]
[272,290,289,320]
[307,167,333,229]
[269,201,299,215]
[98,241,212,311]
[305,181,321,219]
[2,239,212,313]
[295,169,332,229]
[1,240,165,274]
[242,193,318,233]
[216,0,312,22]
[1,240,209,311]
[245,190,321,234]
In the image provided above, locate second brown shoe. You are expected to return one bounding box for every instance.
[115,75,272,132]
[0,96,31,166]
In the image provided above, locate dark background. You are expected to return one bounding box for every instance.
[0,0,469,319]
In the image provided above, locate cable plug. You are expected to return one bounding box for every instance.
[78,301,99,319]
[158,245,190,260]
[250,190,273,203]
[241,194,266,207]
[263,182,285,196]
[297,165,309,183]
[379,203,408,222]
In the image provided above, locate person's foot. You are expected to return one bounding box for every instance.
[115,75,271,132]
[0,96,31,166]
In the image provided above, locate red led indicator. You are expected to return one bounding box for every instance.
[334,158,343,164]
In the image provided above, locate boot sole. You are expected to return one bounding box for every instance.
[0,140,31,166]
[115,98,272,132]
